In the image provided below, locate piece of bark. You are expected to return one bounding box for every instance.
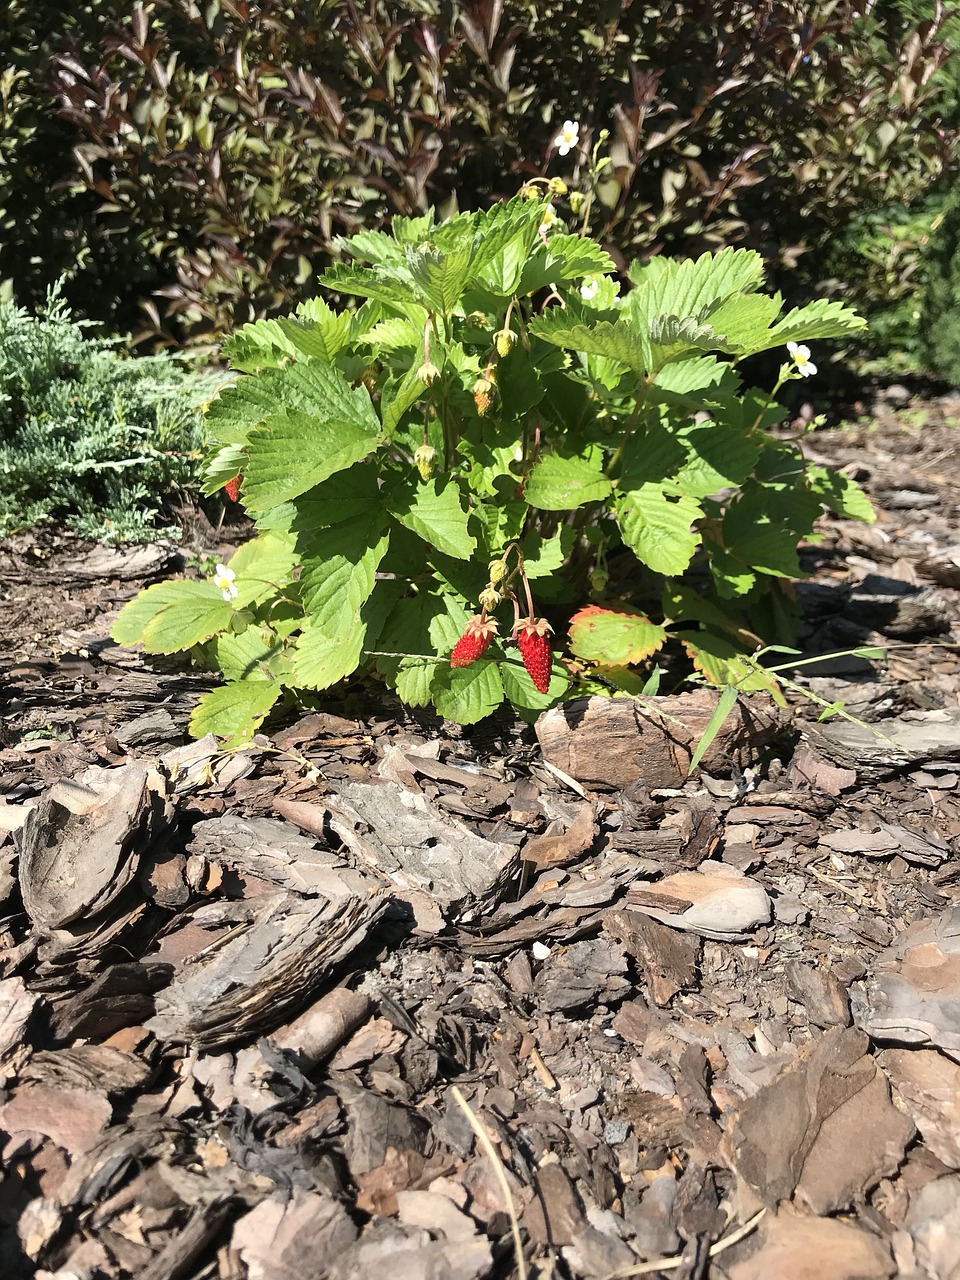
[879,1049,960,1169]
[604,908,700,1006]
[727,1026,915,1210]
[327,1220,492,1280]
[325,780,520,918]
[727,1212,894,1280]
[907,1172,960,1280]
[784,960,851,1028]
[795,1058,914,1214]
[919,546,960,588]
[806,708,960,781]
[536,691,781,790]
[188,813,372,900]
[819,822,949,867]
[851,902,960,1057]
[787,744,858,795]
[535,936,631,1014]
[138,1200,234,1280]
[340,1086,431,1177]
[21,1044,150,1096]
[147,888,388,1048]
[48,961,172,1043]
[354,1147,427,1217]
[396,1189,479,1242]
[0,976,35,1080]
[522,802,598,871]
[627,862,771,941]
[847,578,951,640]
[232,1188,358,1280]
[524,1164,588,1246]
[17,763,167,930]
[0,1085,112,1159]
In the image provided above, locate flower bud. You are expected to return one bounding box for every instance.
[473,375,496,417]
[414,443,437,482]
[547,176,568,197]
[590,567,609,592]
[488,559,507,585]
[416,360,440,386]
[568,190,586,215]
[494,327,516,358]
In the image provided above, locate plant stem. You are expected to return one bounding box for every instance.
[606,376,652,478]
[748,372,786,435]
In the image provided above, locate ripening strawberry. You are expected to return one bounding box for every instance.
[450,615,499,669]
[224,475,242,502]
[515,617,553,693]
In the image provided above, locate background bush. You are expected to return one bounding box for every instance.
[919,192,960,383]
[0,289,215,542]
[1,0,954,346]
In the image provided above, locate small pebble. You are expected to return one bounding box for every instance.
[603,1120,630,1146]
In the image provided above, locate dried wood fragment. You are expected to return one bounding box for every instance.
[21,1044,151,1095]
[605,908,701,1006]
[847,578,952,639]
[17,763,168,931]
[324,780,521,918]
[535,937,631,1013]
[806,709,960,781]
[187,813,372,900]
[627,862,771,941]
[0,976,35,1081]
[536,692,781,790]
[726,1027,914,1211]
[521,802,598,871]
[271,988,373,1065]
[232,1188,358,1280]
[147,888,388,1048]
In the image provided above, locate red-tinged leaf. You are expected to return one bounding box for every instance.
[568,605,667,667]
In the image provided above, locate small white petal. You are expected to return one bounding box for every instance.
[531,941,551,960]
[553,120,580,154]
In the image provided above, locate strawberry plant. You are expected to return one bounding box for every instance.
[112,196,872,745]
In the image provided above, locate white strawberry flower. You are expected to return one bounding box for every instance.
[213,563,239,601]
[553,119,580,157]
[539,203,558,234]
[787,342,817,377]
[580,276,600,301]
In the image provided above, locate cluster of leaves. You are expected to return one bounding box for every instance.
[0,1,164,334]
[2,0,954,343]
[830,196,948,376]
[0,289,217,542]
[818,1,960,373]
[113,198,872,743]
[918,191,960,382]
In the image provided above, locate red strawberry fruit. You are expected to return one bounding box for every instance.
[450,615,499,668]
[515,617,553,692]
[224,475,242,502]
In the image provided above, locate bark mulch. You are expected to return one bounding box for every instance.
[2,401,960,1280]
